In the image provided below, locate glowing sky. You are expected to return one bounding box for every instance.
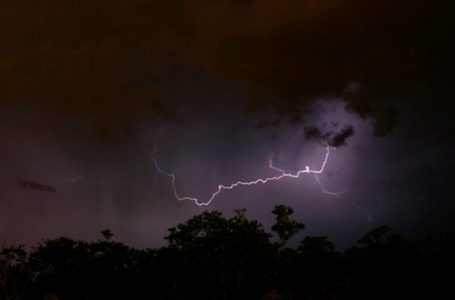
[0,0,454,248]
[0,99,453,248]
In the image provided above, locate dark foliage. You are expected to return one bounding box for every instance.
[1,205,454,300]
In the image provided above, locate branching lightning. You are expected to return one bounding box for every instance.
[152,139,337,206]
[314,173,348,196]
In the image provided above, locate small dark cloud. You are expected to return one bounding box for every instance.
[304,126,324,141]
[18,179,57,193]
[328,125,354,147]
[304,125,354,147]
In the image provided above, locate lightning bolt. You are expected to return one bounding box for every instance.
[268,153,347,196]
[152,138,334,206]
[314,173,348,196]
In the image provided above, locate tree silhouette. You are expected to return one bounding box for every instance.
[298,236,336,256]
[0,206,454,299]
[0,245,29,300]
[100,229,113,242]
[164,209,274,299]
[271,205,305,250]
[295,236,340,299]
[269,205,305,296]
[357,225,402,247]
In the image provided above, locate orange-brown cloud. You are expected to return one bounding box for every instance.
[1,0,453,136]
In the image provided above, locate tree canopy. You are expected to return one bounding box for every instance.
[1,205,454,300]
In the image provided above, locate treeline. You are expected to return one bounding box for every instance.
[1,205,454,300]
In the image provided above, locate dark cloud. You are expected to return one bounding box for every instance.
[17,179,57,193]
[303,126,323,142]
[0,0,453,137]
[329,125,354,147]
[181,0,454,134]
[0,1,183,138]
[304,124,354,147]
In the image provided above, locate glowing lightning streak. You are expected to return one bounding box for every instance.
[152,145,332,206]
[314,173,348,196]
[268,154,347,196]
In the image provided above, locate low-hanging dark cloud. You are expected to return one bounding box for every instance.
[17,178,57,193]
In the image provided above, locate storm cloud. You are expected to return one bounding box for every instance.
[0,0,453,137]
[1,1,454,248]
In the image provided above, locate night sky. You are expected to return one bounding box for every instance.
[1,0,454,249]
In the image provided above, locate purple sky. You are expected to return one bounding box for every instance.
[1,1,454,249]
[1,98,453,249]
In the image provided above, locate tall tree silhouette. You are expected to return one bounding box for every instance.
[0,245,29,300]
[271,205,305,250]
